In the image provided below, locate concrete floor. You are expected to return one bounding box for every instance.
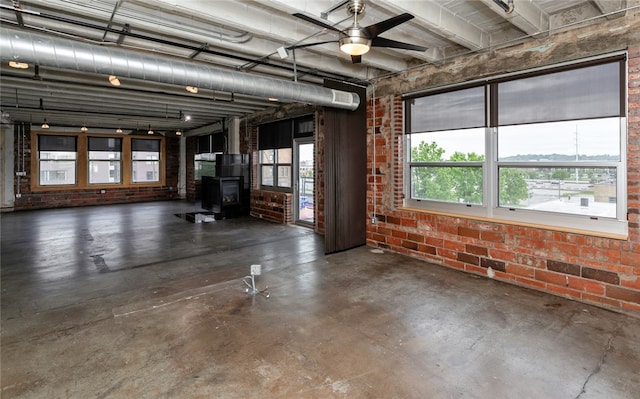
[1,201,639,399]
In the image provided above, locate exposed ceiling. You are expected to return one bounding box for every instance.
[0,0,631,135]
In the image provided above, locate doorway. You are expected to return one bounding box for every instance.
[294,139,314,225]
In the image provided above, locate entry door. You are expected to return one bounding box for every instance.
[294,139,314,225]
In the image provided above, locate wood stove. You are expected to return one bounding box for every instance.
[202,176,244,219]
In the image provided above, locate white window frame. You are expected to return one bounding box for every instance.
[403,54,628,237]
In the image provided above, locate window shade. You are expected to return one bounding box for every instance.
[294,115,314,138]
[38,135,77,151]
[132,138,160,152]
[88,137,122,151]
[498,61,622,125]
[407,86,485,133]
[258,120,292,150]
[197,135,211,154]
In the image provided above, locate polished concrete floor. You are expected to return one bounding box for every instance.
[1,200,639,398]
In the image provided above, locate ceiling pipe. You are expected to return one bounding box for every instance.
[0,26,360,111]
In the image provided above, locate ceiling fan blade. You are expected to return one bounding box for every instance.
[351,55,362,64]
[289,40,338,50]
[292,13,342,32]
[365,13,414,38]
[371,37,427,52]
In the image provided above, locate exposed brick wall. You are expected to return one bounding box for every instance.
[315,110,325,235]
[250,189,292,224]
[367,25,640,316]
[186,136,197,201]
[13,132,180,210]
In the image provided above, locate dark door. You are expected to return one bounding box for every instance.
[323,80,367,253]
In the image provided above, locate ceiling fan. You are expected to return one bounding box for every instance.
[292,0,427,64]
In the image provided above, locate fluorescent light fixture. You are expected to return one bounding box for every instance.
[186,86,198,94]
[9,61,28,69]
[276,46,289,59]
[81,125,88,132]
[108,75,121,86]
[41,119,49,129]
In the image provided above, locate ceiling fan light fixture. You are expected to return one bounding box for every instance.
[108,75,121,86]
[339,31,371,56]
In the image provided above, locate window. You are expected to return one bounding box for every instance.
[194,133,224,180]
[259,120,293,189]
[132,139,160,183]
[88,137,122,184]
[38,135,77,185]
[405,56,627,236]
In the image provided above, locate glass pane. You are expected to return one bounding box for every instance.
[40,151,77,160]
[410,128,485,162]
[498,118,620,161]
[195,160,216,179]
[260,150,275,163]
[89,161,121,183]
[261,165,274,186]
[499,167,616,218]
[411,166,483,204]
[39,160,76,185]
[278,148,292,163]
[89,151,121,160]
[132,151,159,161]
[408,86,485,133]
[498,62,621,125]
[195,153,217,161]
[278,165,291,187]
[132,161,159,182]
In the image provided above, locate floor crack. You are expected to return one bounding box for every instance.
[574,323,622,399]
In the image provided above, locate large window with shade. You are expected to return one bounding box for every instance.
[404,54,627,236]
[33,133,165,190]
[195,133,225,180]
[38,135,77,186]
[132,138,160,183]
[88,136,122,184]
[258,119,293,189]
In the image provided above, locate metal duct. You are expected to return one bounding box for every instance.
[0,26,360,111]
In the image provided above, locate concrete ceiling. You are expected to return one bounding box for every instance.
[0,0,630,135]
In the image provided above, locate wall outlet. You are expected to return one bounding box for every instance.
[100,189,106,194]
[15,193,22,198]
[371,217,377,224]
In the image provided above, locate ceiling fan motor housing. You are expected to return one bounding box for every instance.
[347,0,366,16]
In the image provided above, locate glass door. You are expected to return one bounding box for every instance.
[294,140,314,225]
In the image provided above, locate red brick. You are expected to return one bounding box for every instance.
[581,267,620,285]
[508,264,535,278]
[466,244,488,256]
[568,277,606,295]
[535,269,567,287]
[514,276,546,290]
[606,286,640,304]
[417,244,437,255]
[392,230,408,239]
[547,285,581,299]
[407,233,425,243]
[480,230,504,243]
[458,227,479,239]
[457,252,479,265]
[582,293,621,309]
